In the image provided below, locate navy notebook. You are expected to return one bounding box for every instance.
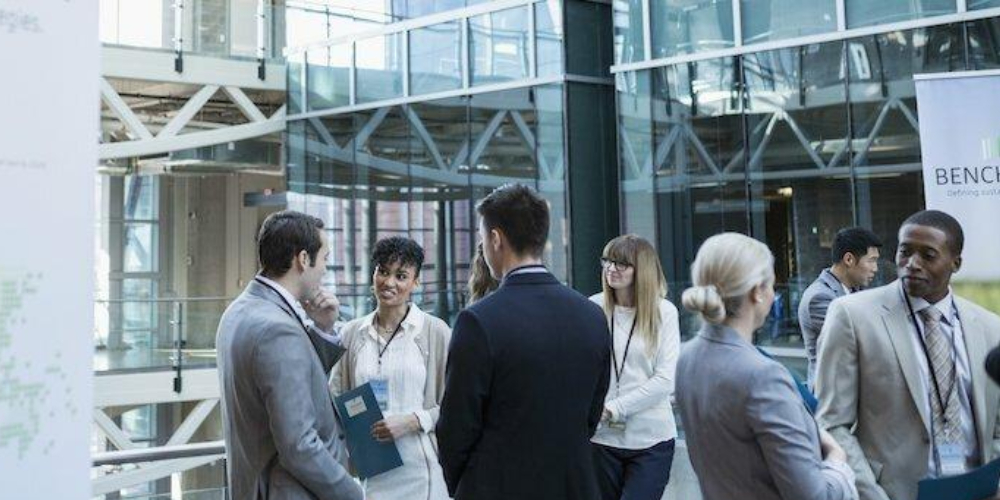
[917,457,1000,500]
[333,382,403,480]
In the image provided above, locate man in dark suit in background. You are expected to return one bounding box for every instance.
[436,184,611,500]
[798,227,882,388]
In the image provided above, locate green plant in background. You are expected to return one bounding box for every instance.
[953,281,1000,315]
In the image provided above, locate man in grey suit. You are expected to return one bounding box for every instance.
[216,211,363,500]
[816,210,1000,500]
[799,227,882,387]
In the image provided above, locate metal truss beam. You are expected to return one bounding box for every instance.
[157,85,220,138]
[92,455,223,497]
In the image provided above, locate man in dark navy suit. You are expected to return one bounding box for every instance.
[436,184,611,500]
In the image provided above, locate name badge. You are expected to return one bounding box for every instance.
[938,443,967,476]
[607,419,626,431]
[369,377,390,412]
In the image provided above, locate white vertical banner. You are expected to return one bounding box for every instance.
[0,0,98,498]
[915,70,1000,281]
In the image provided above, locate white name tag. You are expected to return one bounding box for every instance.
[345,396,367,418]
[939,443,967,476]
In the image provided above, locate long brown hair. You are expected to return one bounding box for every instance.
[600,235,668,355]
[468,243,498,305]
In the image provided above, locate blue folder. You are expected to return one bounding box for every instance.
[917,457,1000,500]
[333,382,403,479]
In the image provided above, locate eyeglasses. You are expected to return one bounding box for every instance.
[600,258,632,271]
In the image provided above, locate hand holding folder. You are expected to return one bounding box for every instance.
[917,457,1000,500]
[333,382,403,479]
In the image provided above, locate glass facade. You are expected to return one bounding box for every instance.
[618,18,1000,376]
[286,0,619,320]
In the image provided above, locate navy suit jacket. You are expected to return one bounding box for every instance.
[436,270,611,500]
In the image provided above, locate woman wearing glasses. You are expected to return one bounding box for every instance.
[331,236,452,500]
[589,234,680,500]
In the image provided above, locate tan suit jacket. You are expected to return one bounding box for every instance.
[815,281,1000,500]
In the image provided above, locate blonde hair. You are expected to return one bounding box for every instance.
[681,233,775,324]
[600,235,668,355]
[468,243,498,305]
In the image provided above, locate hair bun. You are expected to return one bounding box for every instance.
[682,284,726,324]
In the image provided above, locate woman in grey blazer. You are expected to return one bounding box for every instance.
[675,233,858,500]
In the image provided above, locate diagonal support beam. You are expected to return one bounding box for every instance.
[158,85,220,138]
[223,86,268,123]
[508,111,554,180]
[404,107,447,171]
[652,126,682,175]
[682,123,721,175]
[100,78,153,141]
[782,111,826,170]
[308,117,340,149]
[92,456,223,497]
[450,140,470,172]
[469,111,508,168]
[852,99,895,167]
[166,399,218,446]
[619,128,644,180]
[348,107,391,151]
[94,409,137,451]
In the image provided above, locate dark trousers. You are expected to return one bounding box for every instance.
[592,439,675,500]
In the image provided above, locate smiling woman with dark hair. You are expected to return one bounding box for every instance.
[330,236,451,500]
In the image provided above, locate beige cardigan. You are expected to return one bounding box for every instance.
[330,305,452,433]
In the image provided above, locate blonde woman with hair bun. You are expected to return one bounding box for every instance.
[589,234,680,500]
[675,233,858,500]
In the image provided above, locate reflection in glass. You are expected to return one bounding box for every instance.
[650,0,734,58]
[356,34,405,103]
[122,278,155,332]
[123,176,157,220]
[613,0,645,64]
[124,223,157,273]
[617,71,656,244]
[970,0,1000,8]
[536,1,565,78]
[410,22,463,95]
[741,0,837,44]
[288,52,306,114]
[470,6,530,86]
[846,0,955,28]
[849,26,962,270]
[743,44,853,351]
[967,17,1000,70]
[536,85,569,280]
[307,44,351,111]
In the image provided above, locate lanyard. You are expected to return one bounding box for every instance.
[254,277,310,334]
[903,292,960,425]
[610,314,637,391]
[374,306,411,369]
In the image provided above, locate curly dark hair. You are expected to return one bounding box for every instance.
[372,236,425,276]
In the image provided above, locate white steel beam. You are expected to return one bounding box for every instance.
[102,45,285,91]
[100,119,284,160]
[94,409,138,451]
[92,456,223,497]
[100,78,153,141]
[223,86,269,123]
[404,107,448,171]
[158,85,220,138]
[93,368,219,407]
[468,111,508,167]
[166,399,219,446]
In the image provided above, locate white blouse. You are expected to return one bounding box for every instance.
[590,294,680,450]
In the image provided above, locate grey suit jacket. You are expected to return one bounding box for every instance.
[815,281,1000,500]
[799,268,848,388]
[676,323,857,500]
[216,281,363,500]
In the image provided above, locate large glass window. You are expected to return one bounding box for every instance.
[971,0,1000,8]
[410,22,463,96]
[617,70,656,243]
[743,43,853,357]
[469,6,530,86]
[741,0,837,44]
[307,44,352,111]
[536,1,565,78]
[846,0,955,28]
[613,0,645,64]
[356,33,405,103]
[650,0,734,59]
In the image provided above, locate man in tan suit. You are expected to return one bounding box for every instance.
[816,210,1000,500]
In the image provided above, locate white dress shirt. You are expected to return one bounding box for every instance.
[901,284,978,475]
[255,275,342,344]
[589,294,680,450]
